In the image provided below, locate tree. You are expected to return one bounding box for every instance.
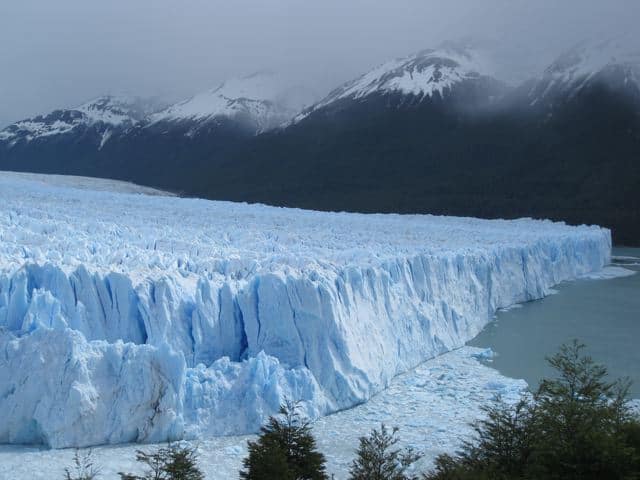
[240,435,295,480]
[462,398,535,479]
[529,340,637,480]
[424,340,640,480]
[424,454,492,480]
[240,400,328,480]
[348,424,421,480]
[118,444,203,480]
[163,446,204,480]
[64,449,100,480]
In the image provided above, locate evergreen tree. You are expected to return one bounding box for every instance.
[459,398,535,479]
[529,340,637,480]
[348,424,421,480]
[240,436,295,480]
[240,400,328,480]
[162,446,204,480]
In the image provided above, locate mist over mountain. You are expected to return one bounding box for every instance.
[1,38,639,243]
[3,0,640,128]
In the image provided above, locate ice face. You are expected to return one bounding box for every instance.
[0,328,185,447]
[0,172,611,448]
[0,346,529,479]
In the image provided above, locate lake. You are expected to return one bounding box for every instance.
[469,247,640,397]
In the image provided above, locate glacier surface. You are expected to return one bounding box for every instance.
[0,172,610,448]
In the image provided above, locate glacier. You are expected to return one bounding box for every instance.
[0,346,528,479]
[0,171,611,448]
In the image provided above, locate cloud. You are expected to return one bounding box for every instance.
[1,0,638,127]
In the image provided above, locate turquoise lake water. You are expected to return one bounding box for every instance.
[469,247,640,397]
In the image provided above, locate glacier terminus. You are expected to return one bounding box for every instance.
[0,171,611,448]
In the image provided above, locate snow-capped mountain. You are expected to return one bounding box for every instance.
[528,38,640,106]
[0,95,164,149]
[1,40,638,245]
[192,40,640,246]
[150,72,312,135]
[294,45,499,122]
[0,73,311,150]
[0,73,312,190]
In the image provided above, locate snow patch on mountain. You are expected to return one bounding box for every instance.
[75,95,160,125]
[0,118,79,142]
[0,172,610,448]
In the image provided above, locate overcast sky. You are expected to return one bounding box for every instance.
[1,0,638,127]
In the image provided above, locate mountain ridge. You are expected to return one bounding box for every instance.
[1,40,638,244]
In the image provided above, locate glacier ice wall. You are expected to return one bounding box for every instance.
[0,173,611,447]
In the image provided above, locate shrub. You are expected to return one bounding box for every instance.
[64,449,100,480]
[118,444,203,480]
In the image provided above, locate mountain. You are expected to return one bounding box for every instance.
[0,95,162,150]
[106,72,314,189]
[149,72,306,136]
[189,45,511,202]
[0,72,312,189]
[0,95,167,180]
[527,38,640,109]
[190,42,640,245]
[293,44,501,122]
[1,42,638,244]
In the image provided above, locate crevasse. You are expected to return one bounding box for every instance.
[0,172,611,448]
